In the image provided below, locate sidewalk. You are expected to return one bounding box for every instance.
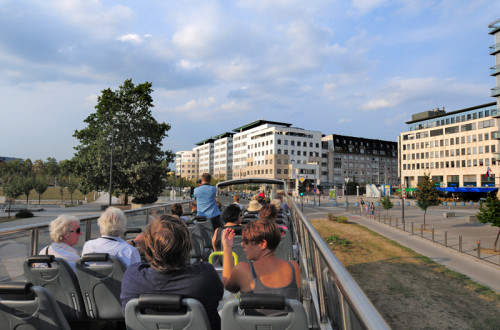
[318,201,500,294]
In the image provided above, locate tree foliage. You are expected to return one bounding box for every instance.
[476,192,500,251]
[415,173,441,228]
[33,175,49,204]
[72,79,173,204]
[380,195,394,214]
[3,176,23,218]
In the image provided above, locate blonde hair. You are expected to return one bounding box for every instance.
[49,215,79,243]
[98,206,127,236]
[270,199,282,211]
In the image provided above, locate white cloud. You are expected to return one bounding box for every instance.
[338,118,351,124]
[178,59,202,70]
[164,96,217,114]
[351,0,389,14]
[117,34,142,43]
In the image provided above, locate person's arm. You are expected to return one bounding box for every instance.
[211,228,219,251]
[221,228,242,293]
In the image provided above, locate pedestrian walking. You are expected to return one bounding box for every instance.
[370,202,375,219]
[360,198,365,214]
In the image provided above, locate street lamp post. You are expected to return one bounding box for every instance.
[108,117,116,207]
[344,177,350,211]
[357,185,359,197]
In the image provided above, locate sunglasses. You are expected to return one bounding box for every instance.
[71,227,81,234]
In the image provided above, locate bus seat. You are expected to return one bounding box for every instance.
[0,281,71,330]
[125,293,210,330]
[187,222,208,261]
[231,235,248,263]
[221,293,308,330]
[193,216,215,250]
[23,255,86,321]
[274,230,294,261]
[75,253,125,321]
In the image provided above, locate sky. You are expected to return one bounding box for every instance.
[1,0,499,163]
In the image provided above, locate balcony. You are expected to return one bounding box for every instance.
[493,153,500,161]
[492,86,500,97]
[490,43,500,55]
[490,64,500,76]
[492,131,500,140]
[489,18,500,35]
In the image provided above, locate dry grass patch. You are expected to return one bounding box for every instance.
[311,219,500,329]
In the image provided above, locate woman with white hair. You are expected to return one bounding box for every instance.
[82,206,141,268]
[39,215,82,272]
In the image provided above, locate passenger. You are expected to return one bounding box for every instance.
[38,215,81,272]
[222,220,300,315]
[82,206,141,268]
[257,192,267,205]
[233,194,244,210]
[193,173,223,229]
[212,204,243,251]
[246,200,262,213]
[259,204,288,234]
[189,200,197,215]
[171,203,189,221]
[274,194,289,212]
[270,199,282,211]
[120,216,223,330]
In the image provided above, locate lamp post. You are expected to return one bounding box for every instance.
[344,177,350,211]
[357,185,359,197]
[108,117,117,207]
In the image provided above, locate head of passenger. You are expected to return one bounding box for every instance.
[143,216,192,272]
[259,204,278,221]
[233,194,240,203]
[98,206,127,237]
[49,215,81,247]
[222,204,242,224]
[190,201,197,212]
[201,173,211,184]
[270,199,282,211]
[242,220,281,255]
[247,200,262,212]
[170,204,184,218]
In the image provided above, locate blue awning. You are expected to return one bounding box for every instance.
[435,187,498,193]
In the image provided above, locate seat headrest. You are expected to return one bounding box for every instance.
[125,227,142,234]
[138,293,184,310]
[193,216,208,222]
[28,255,55,265]
[239,293,286,310]
[81,253,109,262]
[0,282,33,294]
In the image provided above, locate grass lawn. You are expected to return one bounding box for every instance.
[312,219,500,329]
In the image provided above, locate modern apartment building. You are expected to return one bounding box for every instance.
[321,135,398,189]
[174,150,198,180]
[490,18,500,100]
[398,102,499,191]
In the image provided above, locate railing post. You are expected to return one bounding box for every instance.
[459,234,462,253]
[432,228,434,242]
[403,220,405,232]
[146,209,150,226]
[396,217,398,229]
[389,217,392,227]
[420,224,423,237]
[30,227,39,256]
[312,248,328,323]
[85,219,92,241]
[444,230,447,247]
[477,240,481,259]
[411,222,414,235]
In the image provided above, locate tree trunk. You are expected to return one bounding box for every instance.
[494,229,500,252]
[7,199,11,219]
[26,194,29,205]
[38,194,41,205]
[423,210,427,229]
[124,194,129,205]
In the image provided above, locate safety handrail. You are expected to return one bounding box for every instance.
[286,195,389,330]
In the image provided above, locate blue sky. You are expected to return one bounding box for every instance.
[1,0,499,163]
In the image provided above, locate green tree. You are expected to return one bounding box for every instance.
[72,79,173,204]
[380,195,394,214]
[3,176,23,218]
[415,173,441,228]
[476,192,500,252]
[20,175,34,205]
[45,157,60,186]
[33,175,49,204]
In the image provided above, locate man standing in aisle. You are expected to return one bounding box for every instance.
[194,173,222,229]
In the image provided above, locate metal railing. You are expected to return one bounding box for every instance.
[286,196,389,329]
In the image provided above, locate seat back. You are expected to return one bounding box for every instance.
[0,281,71,330]
[125,294,210,330]
[23,255,86,321]
[193,216,214,249]
[186,222,207,261]
[75,253,125,321]
[231,235,247,263]
[274,230,294,261]
[221,294,308,330]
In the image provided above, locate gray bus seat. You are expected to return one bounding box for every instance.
[124,293,210,330]
[274,229,294,261]
[186,222,207,261]
[23,255,86,321]
[75,253,125,321]
[221,293,308,330]
[0,281,71,330]
[193,216,214,250]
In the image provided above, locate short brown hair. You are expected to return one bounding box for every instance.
[170,204,183,217]
[242,219,281,252]
[201,173,211,183]
[259,204,277,221]
[143,215,192,272]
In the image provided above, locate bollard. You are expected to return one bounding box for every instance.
[459,234,462,253]
[403,220,405,232]
[389,217,392,227]
[432,228,434,242]
[383,215,386,224]
[477,240,481,259]
[396,218,398,228]
[411,222,414,235]
[445,230,447,247]
[420,224,423,237]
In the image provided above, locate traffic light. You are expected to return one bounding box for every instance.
[298,185,305,196]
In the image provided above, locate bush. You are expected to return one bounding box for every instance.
[131,195,158,204]
[326,234,352,251]
[327,214,348,223]
[15,209,34,218]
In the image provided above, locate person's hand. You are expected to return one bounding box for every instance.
[134,233,144,245]
[221,228,235,250]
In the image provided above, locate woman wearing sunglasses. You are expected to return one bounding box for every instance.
[39,214,82,272]
[222,219,300,315]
